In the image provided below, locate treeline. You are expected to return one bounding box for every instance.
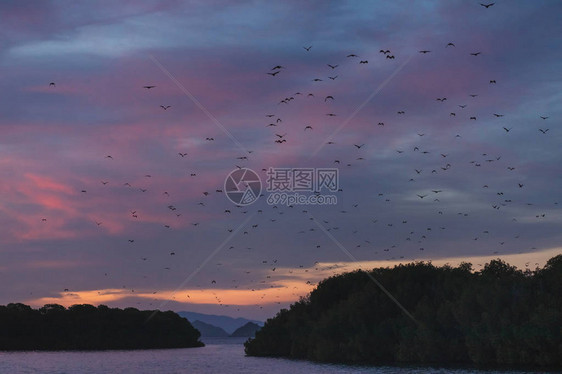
[245,255,562,369]
[0,304,204,350]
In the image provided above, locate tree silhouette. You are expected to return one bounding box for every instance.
[245,256,562,369]
[0,304,203,350]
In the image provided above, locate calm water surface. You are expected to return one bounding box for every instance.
[0,338,550,374]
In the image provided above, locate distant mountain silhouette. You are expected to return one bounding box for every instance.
[191,320,229,337]
[178,311,262,334]
[230,322,261,337]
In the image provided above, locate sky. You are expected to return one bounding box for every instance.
[0,0,561,321]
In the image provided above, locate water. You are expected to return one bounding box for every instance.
[0,338,550,374]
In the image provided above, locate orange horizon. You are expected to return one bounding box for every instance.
[20,247,559,310]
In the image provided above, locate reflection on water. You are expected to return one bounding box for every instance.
[0,338,551,374]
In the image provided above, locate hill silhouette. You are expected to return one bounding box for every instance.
[245,255,562,369]
[230,322,261,337]
[191,320,229,337]
[0,304,203,350]
[177,311,262,334]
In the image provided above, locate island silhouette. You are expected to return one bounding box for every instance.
[245,255,562,369]
[0,304,203,350]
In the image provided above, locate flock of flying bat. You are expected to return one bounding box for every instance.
[39,2,558,312]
